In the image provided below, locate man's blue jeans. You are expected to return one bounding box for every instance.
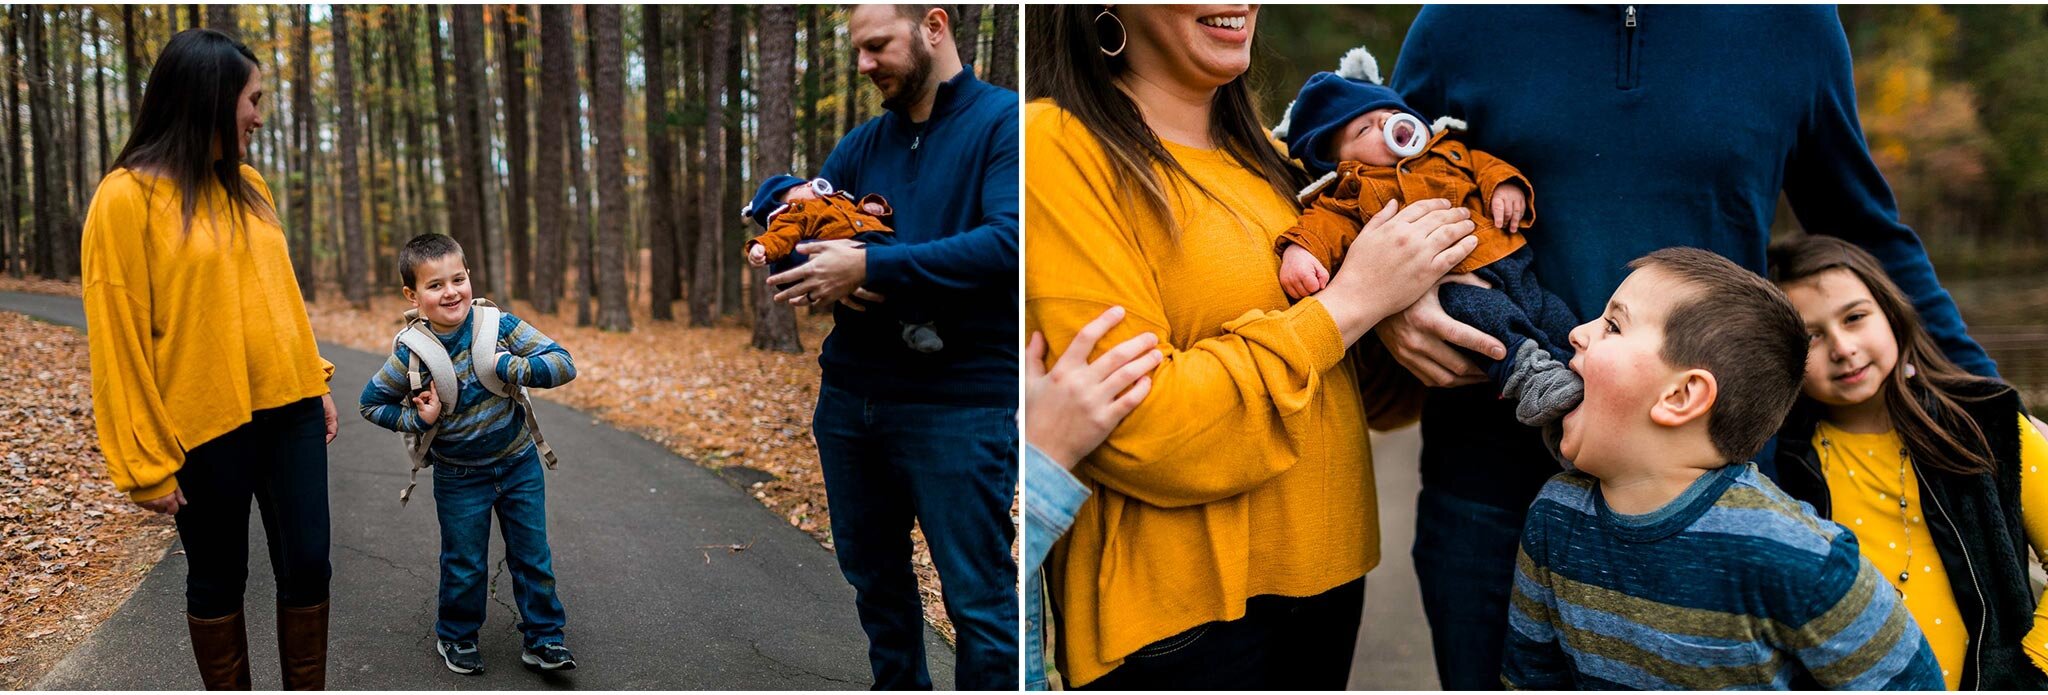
[813,383,1020,690]
[431,450,568,648]
[1412,486,1526,690]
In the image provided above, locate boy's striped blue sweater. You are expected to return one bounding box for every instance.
[1505,463,1943,690]
[358,309,575,466]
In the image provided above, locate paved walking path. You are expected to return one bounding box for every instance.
[4,292,951,690]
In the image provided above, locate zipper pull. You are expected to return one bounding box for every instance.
[1625,5,1637,28]
[911,134,922,151]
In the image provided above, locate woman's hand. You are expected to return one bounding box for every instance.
[1375,273,1505,387]
[138,488,188,516]
[1025,306,1163,468]
[1315,198,1478,344]
[321,393,338,444]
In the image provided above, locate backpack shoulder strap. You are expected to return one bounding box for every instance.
[392,314,460,505]
[469,299,511,398]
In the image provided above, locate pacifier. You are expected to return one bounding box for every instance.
[1383,112,1426,159]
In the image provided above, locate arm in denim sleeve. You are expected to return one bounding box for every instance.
[493,312,577,389]
[1785,14,1995,378]
[358,347,428,433]
[863,114,1020,297]
[1024,445,1091,579]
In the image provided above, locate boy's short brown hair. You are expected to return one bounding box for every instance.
[1629,247,1807,463]
[398,233,465,289]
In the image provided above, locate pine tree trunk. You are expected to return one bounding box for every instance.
[398,6,430,245]
[568,8,594,327]
[68,9,88,225]
[676,7,701,306]
[334,5,369,309]
[643,5,677,321]
[360,17,381,278]
[292,3,315,300]
[987,4,1017,91]
[26,7,50,277]
[93,15,108,181]
[802,6,821,172]
[429,6,460,247]
[588,5,629,331]
[205,4,232,37]
[751,5,802,352]
[5,8,24,278]
[121,6,142,133]
[501,4,532,302]
[953,4,983,69]
[720,9,744,318]
[842,11,860,131]
[451,5,492,294]
[532,4,571,316]
[690,5,728,327]
[1,8,14,277]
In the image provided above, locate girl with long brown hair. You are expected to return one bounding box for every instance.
[1023,4,1478,689]
[1769,234,2048,690]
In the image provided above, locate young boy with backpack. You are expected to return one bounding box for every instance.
[359,233,580,675]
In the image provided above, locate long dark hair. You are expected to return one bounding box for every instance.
[1768,235,2009,477]
[110,28,275,234]
[1025,5,1307,230]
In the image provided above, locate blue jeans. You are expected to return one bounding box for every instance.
[812,383,1019,690]
[1412,486,1527,690]
[431,449,567,648]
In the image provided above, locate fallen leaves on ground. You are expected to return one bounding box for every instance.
[300,285,963,643]
[0,311,178,689]
[0,277,83,298]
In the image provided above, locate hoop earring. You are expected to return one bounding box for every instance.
[1096,9,1127,57]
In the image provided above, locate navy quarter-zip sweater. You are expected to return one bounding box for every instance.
[1391,5,1998,509]
[815,70,1019,407]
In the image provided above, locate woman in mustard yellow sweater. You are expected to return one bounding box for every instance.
[1023,6,1480,689]
[83,29,337,690]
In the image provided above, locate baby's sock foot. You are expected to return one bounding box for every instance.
[902,322,944,353]
[1501,340,1583,426]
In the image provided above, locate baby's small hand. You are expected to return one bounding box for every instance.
[747,243,768,267]
[1278,244,1331,300]
[1491,182,1528,235]
[862,202,886,216]
[782,185,821,203]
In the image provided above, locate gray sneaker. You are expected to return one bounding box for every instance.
[522,642,578,672]
[437,640,483,675]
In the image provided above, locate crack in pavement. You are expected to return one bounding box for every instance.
[750,638,860,686]
[333,540,432,583]
[489,557,524,633]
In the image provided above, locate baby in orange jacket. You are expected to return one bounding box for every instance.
[1274,48,1581,426]
[742,176,942,353]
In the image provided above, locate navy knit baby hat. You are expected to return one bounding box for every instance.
[741,174,817,228]
[1273,47,1427,177]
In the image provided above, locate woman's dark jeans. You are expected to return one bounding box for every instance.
[1076,577,1367,691]
[173,396,332,619]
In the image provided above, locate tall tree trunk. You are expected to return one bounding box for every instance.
[802,6,821,173]
[121,6,142,132]
[841,11,859,133]
[578,9,600,326]
[360,15,380,276]
[676,7,700,306]
[398,6,430,244]
[430,5,461,246]
[6,7,24,277]
[292,3,314,300]
[451,5,492,296]
[68,9,88,223]
[643,5,676,320]
[952,4,983,69]
[690,5,728,327]
[588,5,629,331]
[566,8,593,327]
[28,8,63,278]
[751,5,802,352]
[334,5,368,309]
[205,4,233,38]
[720,8,744,317]
[500,4,532,302]
[93,15,108,180]
[987,4,1017,91]
[185,5,200,31]
[532,5,571,315]
[264,6,282,184]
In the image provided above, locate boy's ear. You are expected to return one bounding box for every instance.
[1649,368,1717,428]
[402,285,417,304]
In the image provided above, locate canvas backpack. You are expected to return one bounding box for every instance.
[393,298,557,505]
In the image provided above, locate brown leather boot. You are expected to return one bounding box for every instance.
[186,611,252,690]
[277,601,330,690]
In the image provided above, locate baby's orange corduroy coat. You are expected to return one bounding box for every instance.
[746,192,894,262]
[1279,128,1535,275]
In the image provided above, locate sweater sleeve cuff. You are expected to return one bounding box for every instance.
[130,476,180,503]
[1287,296,1350,375]
[864,242,912,297]
[320,357,336,383]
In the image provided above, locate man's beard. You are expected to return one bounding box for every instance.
[877,37,935,114]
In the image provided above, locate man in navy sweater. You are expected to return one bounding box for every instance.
[763,4,1018,690]
[1383,6,1997,689]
